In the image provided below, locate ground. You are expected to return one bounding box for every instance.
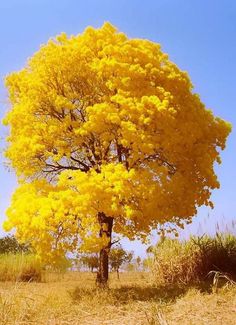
[0,272,235,325]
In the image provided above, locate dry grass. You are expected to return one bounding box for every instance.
[0,254,42,282]
[0,272,235,325]
[151,234,236,286]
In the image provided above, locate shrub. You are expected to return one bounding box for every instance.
[0,235,30,254]
[0,253,42,282]
[151,233,236,285]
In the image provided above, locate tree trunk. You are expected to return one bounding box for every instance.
[116,268,120,280]
[96,212,113,288]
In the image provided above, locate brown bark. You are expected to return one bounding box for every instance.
[116,268,120,280]
[96,212,113,287]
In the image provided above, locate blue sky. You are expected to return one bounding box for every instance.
[0,0,235,255]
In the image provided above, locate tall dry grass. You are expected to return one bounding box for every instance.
[0,253,42,282]
[151,233,236,286]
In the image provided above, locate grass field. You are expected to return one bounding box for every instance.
[0,272,235,325]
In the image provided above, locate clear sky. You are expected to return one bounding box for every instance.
[0,0,235,255]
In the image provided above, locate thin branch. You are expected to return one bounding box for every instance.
[110,239,121,247]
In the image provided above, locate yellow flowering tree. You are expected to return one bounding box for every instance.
[3,23,231,286]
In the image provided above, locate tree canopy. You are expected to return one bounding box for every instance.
[0,235,29,254]
[109,246,133,275]
[3,23,231,267]
[80,254,99,272]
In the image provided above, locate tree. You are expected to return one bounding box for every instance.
[80,254,99,272]
[0,235,29,254]
[3,23,231,287]
[136,256,142,271]
[109,246,133,279]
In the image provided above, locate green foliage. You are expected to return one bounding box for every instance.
[0,235,30,254]
[151,233,236,285]
[109,247,133,273]
[80,254,99,272]
[79,247,133,274]
[0,254,42,282]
